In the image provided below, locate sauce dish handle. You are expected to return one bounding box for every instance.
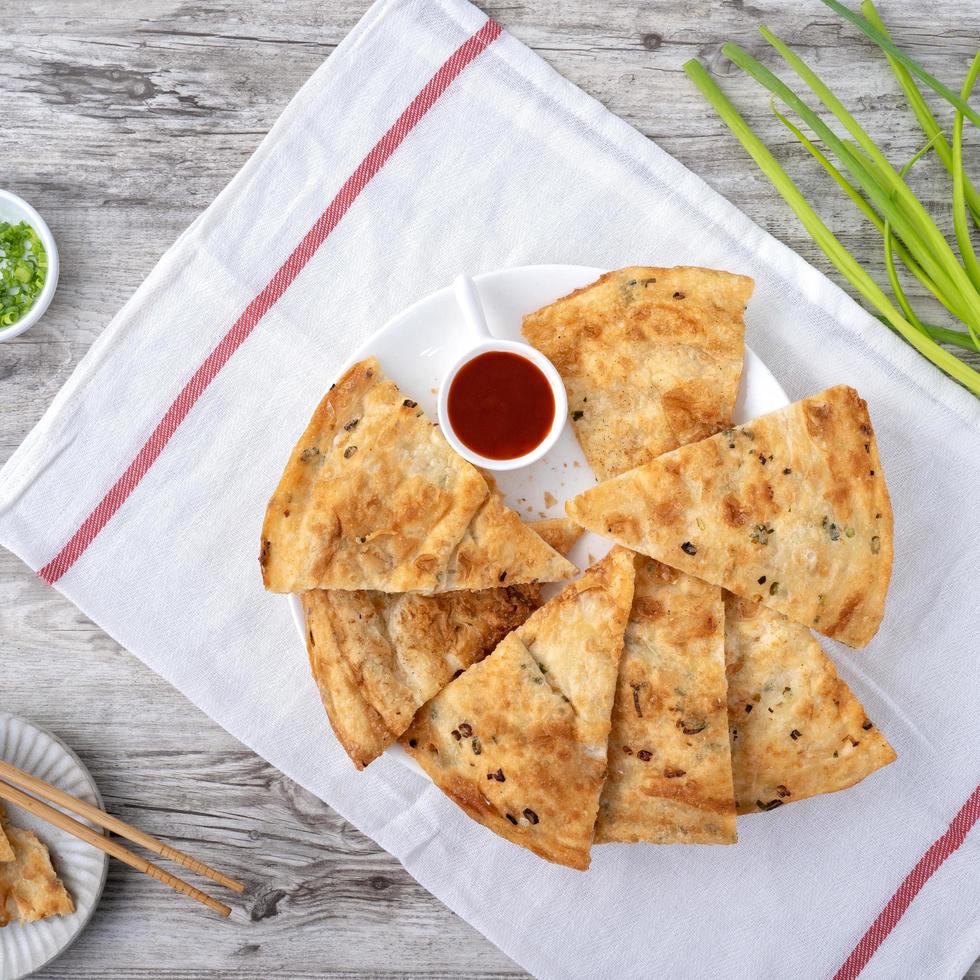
[454,274,493,339]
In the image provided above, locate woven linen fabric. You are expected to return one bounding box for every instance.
[1,1,978,977]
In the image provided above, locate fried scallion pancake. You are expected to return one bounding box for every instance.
[520,517,583,562]
[725,593,896,814]
[522,266,752,480]
[0,806,13,863]
[262,358,576,594]
[0,811,74,927]
[305,519,583,769]
[595,557,736,844]
[402,548,636,870]
[567,386,893,648]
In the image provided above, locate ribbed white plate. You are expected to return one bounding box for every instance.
[287,264,789,774]
[0,714,108,980]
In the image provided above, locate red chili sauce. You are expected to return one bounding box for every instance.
[447,351,555,460]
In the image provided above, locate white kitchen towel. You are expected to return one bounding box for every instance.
[1,1,979,977]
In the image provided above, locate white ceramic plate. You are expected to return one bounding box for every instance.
[289,264,789,773]
[0,714,107,980]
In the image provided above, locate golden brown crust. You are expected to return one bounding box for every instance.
[595,557,737,844]
[304,586,540,769]
[0,814,74,926]
[261,358,576,593]
[402,548,636,870]
[0,807,13,863]
[303,520,581,770]
[523,267,752,480]
[526,517,584,558]
[567,386,893,648]
[725,593,896,814]
[303,591,397,769]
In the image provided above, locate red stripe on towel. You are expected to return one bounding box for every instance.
[38,18,503,585]
[833,784,980,979]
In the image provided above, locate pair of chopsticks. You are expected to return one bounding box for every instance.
[0,759,244,916]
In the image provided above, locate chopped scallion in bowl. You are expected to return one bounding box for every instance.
[0,221,48,328]
[0,189,59,342]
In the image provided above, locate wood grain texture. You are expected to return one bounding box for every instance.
[0,1,977,977]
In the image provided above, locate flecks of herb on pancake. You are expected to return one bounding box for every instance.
[822,515,841,541]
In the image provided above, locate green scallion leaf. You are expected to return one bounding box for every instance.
[883,135,943,339]
[682,58,980,397]
[860,0,980,229]
[818,0,980,128]
[749,29,980,335]
[770,98,944,310]
[952,52,980,294]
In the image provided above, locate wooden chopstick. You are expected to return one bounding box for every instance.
[0,778,232,917]
[0,759,244,894]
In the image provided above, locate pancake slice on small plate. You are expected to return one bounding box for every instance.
[304,519,583,769]
[567,386,893,648]
[522,266,752,480]
[402,548,635,870]
[595,557,736,844]
[0,807,74,927]
[725,593,896,814]
[261,358,576,594]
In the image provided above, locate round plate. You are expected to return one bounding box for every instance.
[289,264,790,773]
[0,714,107,980]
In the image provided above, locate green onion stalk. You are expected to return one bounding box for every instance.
[683,0,980,396]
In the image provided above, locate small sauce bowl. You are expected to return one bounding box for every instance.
[438,276,567,472]
[0,189,59,343]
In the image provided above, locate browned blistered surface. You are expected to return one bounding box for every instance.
[261,358,576,593]
[568,386,893,648]
[725,593,896,815]
[523,266,751,480]
[595,556,736,844]
[402,548,635,870]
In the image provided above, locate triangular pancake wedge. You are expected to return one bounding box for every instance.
[595,557,737,844]
[567,386,893,648]
[402,547,636,870]
[523,266,752,480]
[261,358,577,593]
[304,519,583,769]
[725,594,896,814]
[0,812,74,926]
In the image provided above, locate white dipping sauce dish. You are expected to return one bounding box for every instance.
[437,275,567,472]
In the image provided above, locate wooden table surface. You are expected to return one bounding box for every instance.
[2,2,978,977]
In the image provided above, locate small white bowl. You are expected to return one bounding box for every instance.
[437,276,567,471]
[0,189,60,342]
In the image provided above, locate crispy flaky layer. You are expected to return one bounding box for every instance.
[522,266,752,480]
[0,811,74,927]
[567,386,893,648]
[402,548,636,870]
[595,557,737,844]
[0,807,12,863]
[520,517,584,561]
[303,520,584,769]
[725,593,896,814]
[261,358,576,593]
